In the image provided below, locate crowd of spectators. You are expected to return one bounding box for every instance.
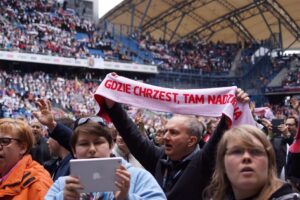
[0,67,100,120]
[281,55,300,87]
[0,0,135,62]
[1,2,300,200]
[136,33,240,74]
[0,62,296,140]
[1,0,286,79]
[1,1,275,75]
[0,63,221,141]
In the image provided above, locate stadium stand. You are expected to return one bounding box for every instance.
[1,2,300,198]
[0,0,300,112]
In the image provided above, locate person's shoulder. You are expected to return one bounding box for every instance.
[126,163,152,178]
[40,136,48,143]
[272,193,300,200]
[25,156,52,177]
[271,183,300,200]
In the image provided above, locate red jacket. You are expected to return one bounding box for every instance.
[0,154,53,200]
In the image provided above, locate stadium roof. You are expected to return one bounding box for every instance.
[99,0,300,49]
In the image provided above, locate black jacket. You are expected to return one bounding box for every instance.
[43,124,74,181]
[44,153,72,181]
[30,136,52,165]
[271,136,293,176]
[107,103,229,200]
[286,152,300,191]
[270,183,300,200]
[226,183,299,200]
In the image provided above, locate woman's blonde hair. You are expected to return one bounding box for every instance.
[202,124,283,200]
[0,118,34,154]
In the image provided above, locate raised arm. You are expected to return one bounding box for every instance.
[33,99,73,152]
[105,100,164,174]
[201,88,250,169]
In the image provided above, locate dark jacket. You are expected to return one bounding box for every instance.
[269,183,300,200]
[226,183,299,200]
[271,135,294,177]
[48,123,73,153]
[107,103,229,200]
[44,154,72,181]
[30,136,52,165]
[286,152,300,191]
[47,123,74,181]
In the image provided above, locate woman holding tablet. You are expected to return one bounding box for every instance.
[36,100,166,200]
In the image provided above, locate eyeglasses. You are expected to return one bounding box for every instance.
[286,123,296,126]
[225,147,266,158]
[0,137,21,147]
[74,116,107,129]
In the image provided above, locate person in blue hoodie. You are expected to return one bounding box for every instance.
[35,100,166,200]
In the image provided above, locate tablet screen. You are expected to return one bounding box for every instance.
[70,157,122,192]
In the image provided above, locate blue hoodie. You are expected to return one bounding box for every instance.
[44,158,166,200]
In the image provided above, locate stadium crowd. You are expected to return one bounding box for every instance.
[0,67,99,120]
[282,55,300,87]
[0,0,270,75]
[1,65,300,199]
[137,33,240,74]
[1,1,300,200]
[0,0,135,61]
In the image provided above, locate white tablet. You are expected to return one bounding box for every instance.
[70,157,122,193]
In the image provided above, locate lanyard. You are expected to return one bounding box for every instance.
[162,166,182,190]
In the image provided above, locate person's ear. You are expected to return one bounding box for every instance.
[187,136,198,147]
[19,143,27,156]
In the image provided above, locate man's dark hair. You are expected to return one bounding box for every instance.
[55,117,75,129]
[287,116,298,127]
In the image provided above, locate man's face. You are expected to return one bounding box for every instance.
[207,121,217,134]
[31,122,43,142]
[163,116,194,161]
[116,135,129,154]
[290,98,299,109]
[286,118,297,136]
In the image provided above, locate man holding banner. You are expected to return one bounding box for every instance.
[94,73,254,200]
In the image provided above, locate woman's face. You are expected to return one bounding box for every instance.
[0,131,26,176]
[73,133,111,159]
[224,135,269,199]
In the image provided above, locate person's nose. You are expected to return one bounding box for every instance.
[163,131,170,140]
[241,150,252,163]
[88,143,97,154]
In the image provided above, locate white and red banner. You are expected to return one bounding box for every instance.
[94,73,256,126]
